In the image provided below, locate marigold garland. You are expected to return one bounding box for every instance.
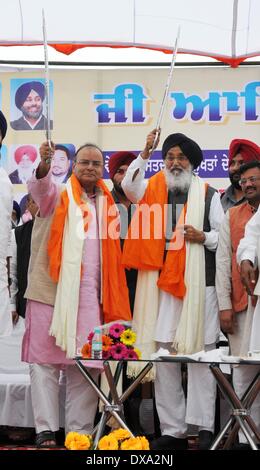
[65,429,150,451]
[65,431,92,450]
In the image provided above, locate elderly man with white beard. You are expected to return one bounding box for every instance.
[121,130,224,450]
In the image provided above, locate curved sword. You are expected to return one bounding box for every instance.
[150,26,181,155]
[42,9,52,163]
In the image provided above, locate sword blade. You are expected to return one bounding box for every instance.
[156,26,181,130]
[150,27,181,156]
[42,9,51,149]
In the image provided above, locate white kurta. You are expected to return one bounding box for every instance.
[0,167,13,337]
[122,155,223,345]
[237,207,260,350]
[122,156,223,433]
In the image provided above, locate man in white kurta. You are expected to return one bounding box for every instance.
[237,204,260,353]
[0,111,13,338]
[122,130,224,450]
[217,161,260,445]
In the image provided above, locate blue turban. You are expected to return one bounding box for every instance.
[162,133,203,169]
[15,81,45,110]
[13,201,21,224]
[0,110,7,139]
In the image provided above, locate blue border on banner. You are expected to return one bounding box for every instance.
[104,150,229,179]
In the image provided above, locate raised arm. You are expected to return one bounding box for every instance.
[121,129,160,203]
[27,141,59,217]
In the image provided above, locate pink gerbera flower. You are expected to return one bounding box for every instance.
[102,349,111,360]
[109,323,125,338]
[110,343,128,359]
[88,331,94,343]
[125,349,138,360]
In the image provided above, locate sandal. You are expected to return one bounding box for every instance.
[35,430,57,448]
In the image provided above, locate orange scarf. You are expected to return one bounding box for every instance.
[157,205,187,299]
[122,171,187,299]
[47,173,131,323]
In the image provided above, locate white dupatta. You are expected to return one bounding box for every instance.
[49,179,85,358]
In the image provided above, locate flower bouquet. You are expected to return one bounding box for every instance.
[65,429,149,450]
[81,322,141,360]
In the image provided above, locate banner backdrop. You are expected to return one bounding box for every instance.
[0,65,260,207]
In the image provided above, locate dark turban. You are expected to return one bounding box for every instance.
[13,201,21,225]
[108,151,137,179]
[15,81,45,110]
[228,139,260,166]
[14,145,37,164]
[0,110,7,140]
[162,133,203,169]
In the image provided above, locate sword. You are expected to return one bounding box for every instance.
[42,9,52,163]
[150,26,181,155]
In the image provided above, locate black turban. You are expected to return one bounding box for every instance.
[0,110,7,139]
[162,133,203,169]
[15,81,45,110]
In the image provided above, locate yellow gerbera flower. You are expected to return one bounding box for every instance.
[120,329,136,346]
[98,434,119,450]
[112,428,131,440]
[134,347,141,359]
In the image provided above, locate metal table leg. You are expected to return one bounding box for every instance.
[209,364,260,450]
[75,359,153,447]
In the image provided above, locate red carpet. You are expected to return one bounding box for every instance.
[0,444,66,450]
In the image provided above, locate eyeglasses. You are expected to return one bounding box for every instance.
[76,160,103,168]
[239,176,260,186]
[165,155,188,163]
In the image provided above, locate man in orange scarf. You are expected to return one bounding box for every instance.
[122,129,224,450]
[22,141,131,447]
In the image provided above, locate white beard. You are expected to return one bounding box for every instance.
[163,165,193,193]
[18,166,33,183]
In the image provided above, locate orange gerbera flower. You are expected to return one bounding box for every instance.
[102,334,114,351]
[81,343,91,358]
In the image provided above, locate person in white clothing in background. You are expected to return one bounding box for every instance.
[0,110,13,338]
[238,201,260,353]
[217,161,260,448]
